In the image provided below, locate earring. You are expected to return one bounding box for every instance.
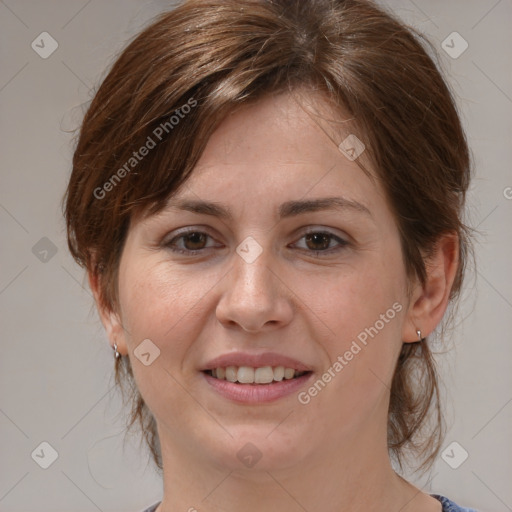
[416,329,422,342]
[113,341,121,359]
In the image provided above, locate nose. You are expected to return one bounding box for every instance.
[215,244,294,333]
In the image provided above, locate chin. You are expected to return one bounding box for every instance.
[198,426,309,474]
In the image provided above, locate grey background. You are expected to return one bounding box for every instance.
[0,1,511,511]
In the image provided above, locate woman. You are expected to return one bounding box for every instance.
[64,0,478,510]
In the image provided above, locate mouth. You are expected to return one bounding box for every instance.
[200,352,314,402]
[201,365,314,403]
[203,366,312,384]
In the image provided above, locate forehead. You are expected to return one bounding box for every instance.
[170,91,381,212]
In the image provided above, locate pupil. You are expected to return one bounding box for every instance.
[306,233,329,250]
[185,232,206,250]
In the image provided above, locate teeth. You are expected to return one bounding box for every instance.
[225,366,237,382]
[254,366,274,384]
[208,365,306,384]
[284,367,295,380]
[237,366,255,384]
[273,366,285,381]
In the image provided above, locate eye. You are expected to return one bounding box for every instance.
[165,229,219,254]
[164,228,349,256]
[292,230,349,254]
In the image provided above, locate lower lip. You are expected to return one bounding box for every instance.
[202,372,313,403]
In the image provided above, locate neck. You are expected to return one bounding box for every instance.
[154,415,430,512]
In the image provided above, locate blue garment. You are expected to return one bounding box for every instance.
[141,495,478,511]
[431,494,479,512]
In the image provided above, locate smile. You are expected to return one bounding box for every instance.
[205,365,309,384]
[202,367,313,403]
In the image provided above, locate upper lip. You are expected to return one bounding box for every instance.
[202,352,312,372]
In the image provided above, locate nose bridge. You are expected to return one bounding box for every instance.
[231,241,276,309]
[216,237,291,331]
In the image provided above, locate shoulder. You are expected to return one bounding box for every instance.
[141,498,480,512]
[432,494,480,512]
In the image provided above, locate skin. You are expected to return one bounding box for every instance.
[91,90,458,512]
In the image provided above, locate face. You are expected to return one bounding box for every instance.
[106,90,416,473]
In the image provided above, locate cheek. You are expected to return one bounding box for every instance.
[313,256,406,348]
[303,250,407,410]
[118,260,207,344]
[116,260,213,427]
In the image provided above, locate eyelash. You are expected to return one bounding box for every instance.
[164,228,349,256]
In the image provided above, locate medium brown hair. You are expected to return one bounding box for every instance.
[64,0,472,472]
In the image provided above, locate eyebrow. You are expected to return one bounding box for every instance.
[166,196,372,220]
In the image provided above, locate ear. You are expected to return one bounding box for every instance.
[88,270,128,356]
[402,233,459,343]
